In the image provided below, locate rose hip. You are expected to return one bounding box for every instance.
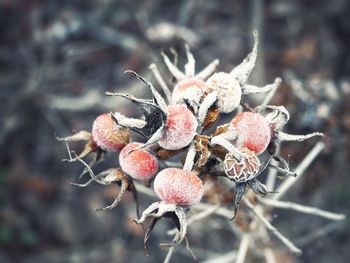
[119,142,159,180]
[92,113,130,151]
[159,104,198,150]
[154,168,204,206]
[171,77,206,104]
[230,112,271,155]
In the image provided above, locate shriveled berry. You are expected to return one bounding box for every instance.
[92,113,130,151]
[154,168,204,206]
[159,104,198,150]
[119,142,158,180]
[230,112,271,155]
[224,147,261,182]
[204,72,242,113]
[171,78,205,104]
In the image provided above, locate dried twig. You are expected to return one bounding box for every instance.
[244,199,302,255]
[273,141,325,200]
[235,234,251,263]
[259,198,345,221]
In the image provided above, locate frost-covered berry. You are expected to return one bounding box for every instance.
[119,142,158,180]
[92,113,130,151]
[230,112,271,155]
[171,78,205,104]
[159,104,198,150]
[204,72,242,113]
[154,168,204,206]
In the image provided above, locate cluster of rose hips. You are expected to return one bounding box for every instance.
[58,31,322,248]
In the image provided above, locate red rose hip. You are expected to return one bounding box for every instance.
[204,72,242,113]
[230,112,271,155]
[92,113,130,151]
[119,142,158,180]
[159,104,198,150]
[154,168,204,206]
[171,78,206,104]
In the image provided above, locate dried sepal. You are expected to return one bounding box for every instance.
[161,51,186,81]
[194,135,211,169]
[202,106,220,132]
[197,91,218,127]
[255,105,290,131]
[255,105,324,145]
[57,131,100,162]
[68,153,140,215]
[195,59,220,80]
[135,201,188,245]
[107,71,168,151]
[242,77,281,95]
[277,131,324,142]
[184,44,195,77]
[230,30,258,84]
[155,147,185,160]
[149,63,172,102]
[161,46,218,81]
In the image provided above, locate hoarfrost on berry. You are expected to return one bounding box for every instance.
[92,113,130,151]
[204,72,242,113]
[119,142,158,180]
[159,104,198,150]
[230,112,271,154]
[154,168,204,206]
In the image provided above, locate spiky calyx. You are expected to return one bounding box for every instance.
[119,142,159,180]
[154,168,204,206]
[92,113,130,151]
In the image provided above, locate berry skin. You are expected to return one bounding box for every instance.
[204,72,242,113]
[230,112,271,155]
[92,113,130,151]
[171,78,205,104]
[158,104,198,150]
[119,142,159,180]
[154,168,204,206]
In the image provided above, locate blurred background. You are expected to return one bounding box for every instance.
[0,0,349,262]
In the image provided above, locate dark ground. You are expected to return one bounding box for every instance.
[0,0,349,262]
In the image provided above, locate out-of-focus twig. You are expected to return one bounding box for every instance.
[259,198,345,221]
[244,199,302,255]
[273,141,325,200]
